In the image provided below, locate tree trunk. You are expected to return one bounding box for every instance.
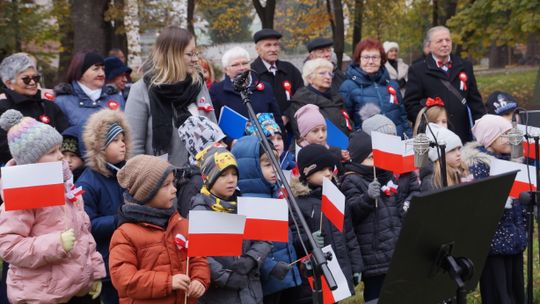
[432,0,439,26]
[533,67,540,105]
[253,0,275,29]
[12,0,21,52]
[441,0,458,25]
[70,0,109,54]
[187,0,195,35]
[124,0,143,74]
[57,0,73,83]
[332,0,344,68]
[352,0,363,50]
[488,41,508,69]
[526,33,539,64]
[105,0,127,55]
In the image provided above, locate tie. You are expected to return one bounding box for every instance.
[437,60,452,72]
[269,65,277,76]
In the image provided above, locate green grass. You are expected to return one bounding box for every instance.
[475,68,539,109]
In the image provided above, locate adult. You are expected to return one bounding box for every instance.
[0,53,69,164]
[104,56,132,100]
[210,46,283,130]
[251,28,303,124]
[383,41,409,96]
[55,52,125,128]
[339,38,412,138]
[287,58,352,138]
[306,37,346,93]
[198,57,217,89]
[404,26,485,143]
[412,38,431,65]
[108,48,126,64]
[125,26,216,167]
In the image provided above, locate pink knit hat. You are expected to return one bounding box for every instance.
[294,104,326,138]
[472,114,512,148]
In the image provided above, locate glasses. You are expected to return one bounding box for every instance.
[360,55,381,62]
[185,51,200,59]
[21,75,41,85]
[318,71,334,77]
[230,61,250,68]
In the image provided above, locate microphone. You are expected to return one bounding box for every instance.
[232,70,252,92]
[508,112,524,159]
[413,132,431,168]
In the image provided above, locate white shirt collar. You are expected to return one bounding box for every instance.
[262,59,277,72]
[432,54,451,65]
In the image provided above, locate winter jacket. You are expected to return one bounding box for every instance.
[290,178,363,295]
[0,88,69,164]
[340,163,419,278]
[419,161,436,192]
[54,81,125,128]
[175,165,203,218]
[190,193,272,304]
[404,54,486,143]
[280,151,296,171]
[209,74,283,132]
[125,78,216,168]
[0,175,106,303]
[339,64,411,138]
[286,86,352,138]
[231,136,302,295]
[109,210,210,303]
[385,59,409,96]
[461,142,527,255]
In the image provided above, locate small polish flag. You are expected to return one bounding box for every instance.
[188,210,246,257]
[1,161,65,211]
[237,197,289,242]
[371,131,415,174]
[517,124,539,159]
[381,180,399,196]
[322,178,345,232]
[175,233,188,251]
[490,158,536,198]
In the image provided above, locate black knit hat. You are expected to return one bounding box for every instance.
[297,144,338,181]
[486,91,519,116]
[348,130,372,164]
[81,52,104,75]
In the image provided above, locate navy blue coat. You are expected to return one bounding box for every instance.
[339,65,412,138]
[231,136,302,295]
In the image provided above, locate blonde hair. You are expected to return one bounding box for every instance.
[302,58,333,86]
[413,106,447,135]
[144,26,202,87]
[432,160,466,189]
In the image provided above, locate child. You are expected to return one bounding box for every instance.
[290,144,362,304]
[486,91,519,122]
[110,155,210,303]
[231,136,303,303]
[462,114,526,304]
[0,109,105,303]
[340,131,419,301]
[190,144,272,304]
[361,114,397,136]
[76,109,131,304]
[413,97,448,135]
[419,123,465,191]
[61,125,85,182]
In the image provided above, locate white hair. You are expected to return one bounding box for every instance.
[0,53,36,83]
[302,58,333,86]
[426,26,450,43]
[221,46,251,69]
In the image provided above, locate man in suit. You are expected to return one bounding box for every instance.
[305,37,346,94]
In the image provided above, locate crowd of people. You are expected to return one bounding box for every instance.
[0,23,529,304]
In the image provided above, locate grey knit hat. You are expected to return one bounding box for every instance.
[362,114,397,136]
[178,116,226,165]
[0,109,62,165]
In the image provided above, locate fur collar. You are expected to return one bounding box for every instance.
[461,142,492,168]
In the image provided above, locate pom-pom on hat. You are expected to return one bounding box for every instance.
[0,109,62,165]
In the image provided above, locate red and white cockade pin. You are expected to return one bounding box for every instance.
[282,80,292,100]
[459,72,468,91]
[107,100,120,110]
[387,86,398,105]
[175,233,188,251]
[43,92,55,101]
[382,180,399,196]
[39,114,51,124]
[255,82,265,91]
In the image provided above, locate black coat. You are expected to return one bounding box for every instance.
[404,54,486,143]
[175,165,203,218]
[331,68,346,95]
[0,89,69,164]
[340,164,420,278]
[251,57,304,114]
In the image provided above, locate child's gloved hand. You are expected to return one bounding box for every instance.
[270,261,292,280]
[367,180,381,200]
[353,272,362,285]
[172,274,190,291]
[187,279,206,298]
[60,229,76,252]
[311,230,324,248]
[231,256,256,275]
[88,280,102,299]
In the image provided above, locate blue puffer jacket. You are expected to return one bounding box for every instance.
[231,136,302,296]
[55,81,125,127]
[339,65,411,138]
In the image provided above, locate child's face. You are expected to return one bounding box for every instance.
[211,167,238,199]
[446,147,462,168]
[360,152,374,166]
[489,134,511,155]
[260,156,277,185]
[269,134,284,156]
[62,151,84,171]
[37,145,63,163]
[147,172,177,209]
[304,124,327,146]
[434,112,448,128]
[105,133,126,164]
[306,167,333,187]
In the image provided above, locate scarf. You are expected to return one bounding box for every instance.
[145,74,202,155]
[200,186,238,213]
[77,81,102,102]
[119,203,176,229]
[388,59,398,72]
[344,162,394,185]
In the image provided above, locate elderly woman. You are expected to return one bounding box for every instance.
[0,53,69,164]
[286,58,352,139]
[383,41,409,95]
[209,46,283,130]
[55,51,125,128]
[340,38,411,138]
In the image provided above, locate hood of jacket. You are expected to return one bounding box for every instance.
[461,141,492,169]
[344,63,390,87]
[82,109,131,177]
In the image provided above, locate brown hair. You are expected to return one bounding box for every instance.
[352,38,387,65]
[64,51,86,83]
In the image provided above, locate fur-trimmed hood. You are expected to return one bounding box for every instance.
[83,109,131,177]
[290,175,311,197]
[461,141,492,169]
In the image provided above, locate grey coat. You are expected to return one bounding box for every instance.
[125,79,216,167]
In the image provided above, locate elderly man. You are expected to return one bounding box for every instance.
[404,26,485,142]
[305,37,346,93]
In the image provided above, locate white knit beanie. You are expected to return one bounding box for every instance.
[383,41,399,53]
[426,123,463,162]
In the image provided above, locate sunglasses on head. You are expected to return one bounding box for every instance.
[21,75,41,85]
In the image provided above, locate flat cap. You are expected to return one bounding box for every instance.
[253,28,282,43]
[306,37,333,52]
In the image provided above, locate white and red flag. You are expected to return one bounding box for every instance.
[187,210,246,257]
[371,131,415,174]
[237,197,289,242]
[1,161,65,211]
[322,178,345,232]
[517,124,540,159]
[490,158,536,198]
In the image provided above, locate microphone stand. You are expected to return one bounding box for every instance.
[423,114,448,187]
[523,131,538,304]
[234,73,337,304]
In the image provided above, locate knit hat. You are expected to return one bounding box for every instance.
[117,155,175,205]
[81,52,104,75]
[472,114,512,148]
[61,126,86,158]
[362,114,397,136]
[178,116,227,165]
[297,144,338,181]
[245,112,281,137]
[486,91,518,116]
[196,143,238,189]
[348,130,373,163]
[294,104,326,138]
[383,41,399,53]
[0,109,62,165]
[105,123,124,147]
[426,123,463,161]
